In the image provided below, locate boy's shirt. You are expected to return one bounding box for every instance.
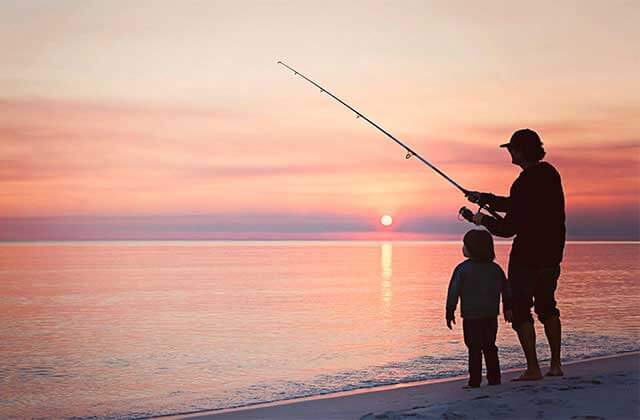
[446,259,512,320]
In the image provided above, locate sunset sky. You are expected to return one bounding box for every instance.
[1,1,638,240]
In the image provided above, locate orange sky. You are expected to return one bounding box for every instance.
[1,1,638,240]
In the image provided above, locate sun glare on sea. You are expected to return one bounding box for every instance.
[380,215,393,227]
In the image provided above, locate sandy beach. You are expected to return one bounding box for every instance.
[171,352,639,420]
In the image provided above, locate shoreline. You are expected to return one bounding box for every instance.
[164,351,640,420]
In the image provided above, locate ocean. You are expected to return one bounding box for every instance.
[1,241,638,418]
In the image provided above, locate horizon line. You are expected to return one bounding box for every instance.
[1,239,638,245]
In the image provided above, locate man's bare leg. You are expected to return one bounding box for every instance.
[512,321,543,381]
[544,315,563,376]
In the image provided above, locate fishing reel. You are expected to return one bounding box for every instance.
[459,206,474,223]
[459,191,494,223]
[458,206,488,224]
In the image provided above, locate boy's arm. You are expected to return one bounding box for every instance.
[499,266,513,321]
[446,265,463,321]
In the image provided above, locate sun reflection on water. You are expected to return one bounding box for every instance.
[380,243,393,310]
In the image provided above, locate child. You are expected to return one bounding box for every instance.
[446,229,512,388]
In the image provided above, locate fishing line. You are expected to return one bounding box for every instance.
[277,61,503,222]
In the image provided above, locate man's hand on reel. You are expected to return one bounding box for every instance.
[465,191,493,206]
[472,210,486,226]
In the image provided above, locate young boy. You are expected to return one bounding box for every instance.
[446,229,512,387]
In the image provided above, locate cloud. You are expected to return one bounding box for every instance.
[566,207,640,241]
[460,105,640,144]
[398,207,639,241]
[0,213,376,241]
[0,97,238,121]
[2,206,636,241]
[0,98,637,239]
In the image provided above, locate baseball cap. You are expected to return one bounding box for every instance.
[500,128,543,148]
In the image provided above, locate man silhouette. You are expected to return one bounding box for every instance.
[467,128,566,380]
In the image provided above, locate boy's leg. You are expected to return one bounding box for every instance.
[463,319,482,387]
[481,318,501,385]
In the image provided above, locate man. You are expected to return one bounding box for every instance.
[467,128,566,381]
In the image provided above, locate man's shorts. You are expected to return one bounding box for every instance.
[508,263,561,330]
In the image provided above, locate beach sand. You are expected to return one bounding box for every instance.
[171,352,639,420]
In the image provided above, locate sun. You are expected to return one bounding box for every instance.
[380,215,393,227]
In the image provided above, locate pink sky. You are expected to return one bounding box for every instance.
[1,1,638,240]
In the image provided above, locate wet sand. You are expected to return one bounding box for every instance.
[171,352,639,420]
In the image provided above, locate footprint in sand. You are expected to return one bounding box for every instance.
[516,385,550,394]
[558,385,585,391]
[488,403,514,417]
[535,398,564,406]
[441,410,468,419]
[579,379,602,385]
[359,412,392,420]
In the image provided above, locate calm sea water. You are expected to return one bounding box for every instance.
[1,241,638,419]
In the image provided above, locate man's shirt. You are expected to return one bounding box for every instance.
[483,161,566,268]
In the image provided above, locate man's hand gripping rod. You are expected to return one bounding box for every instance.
[277,61,504,222]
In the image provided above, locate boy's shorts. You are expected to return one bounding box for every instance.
[508,263,561,330]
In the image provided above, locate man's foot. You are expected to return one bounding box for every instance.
[488,381,501,386]
[511,369,543,381]
[463,384,480,389]
[545,366,564,377]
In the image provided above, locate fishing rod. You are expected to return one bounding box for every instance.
[277,61,504,222]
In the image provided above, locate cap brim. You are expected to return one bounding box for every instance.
[499,143,510,148]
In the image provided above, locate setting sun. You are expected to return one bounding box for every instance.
[380,215,393,227]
